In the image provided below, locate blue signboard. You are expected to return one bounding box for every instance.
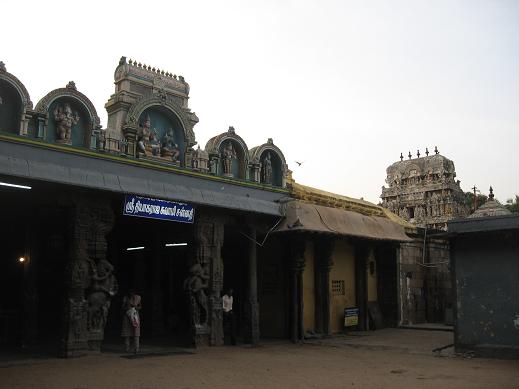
[123,195,195,224]
[344,307,359,327]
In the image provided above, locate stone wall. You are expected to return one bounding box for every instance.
[399,235,451,325]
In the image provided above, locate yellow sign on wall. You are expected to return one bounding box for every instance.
[344,308,359,327]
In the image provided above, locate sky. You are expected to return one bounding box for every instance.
[2,0,518,204]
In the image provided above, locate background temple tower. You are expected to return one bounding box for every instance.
[380,148,468,230]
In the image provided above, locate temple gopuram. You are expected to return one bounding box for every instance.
[380,148,469,230]
[380,149,469,326]
[0,58,411,358]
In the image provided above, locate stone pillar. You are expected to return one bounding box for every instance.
[244,227,260,345]
[188,214,224,347]
[19,111,31,136]
[315,238,335,335]
[36,115,46,139]
[60,198,117,357]
[289,236,305,342]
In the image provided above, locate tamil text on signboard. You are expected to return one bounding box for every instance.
[123,195,195,224]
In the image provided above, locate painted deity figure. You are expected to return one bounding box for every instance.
[161,128,180,161]
[53,103,79,143]
[137,115,152,155]
[262,152,273,184]
[149,128,161,156]
[222,141,237,176]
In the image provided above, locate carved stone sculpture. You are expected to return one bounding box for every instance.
[184,262,209,328]
[161,128,180,161]
[262,152,273,184]
[222,141,236,177]
[87,259,118,333]
[137,115,152,155]
[149,128,161,156]
[53,103,79,144]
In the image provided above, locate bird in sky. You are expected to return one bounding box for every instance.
[294,161,304,166]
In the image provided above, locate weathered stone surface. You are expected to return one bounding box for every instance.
[381,151,468,230]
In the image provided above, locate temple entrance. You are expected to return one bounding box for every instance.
[105,211,194,347]
[221,226,249,343]
[0,181,68,351]
[376,245,398,327]
[258,235,289,339]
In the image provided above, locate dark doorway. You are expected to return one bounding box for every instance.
[221,226,248,343]
[0,183,67,351]
[106,211,194,347]
[376,245,398,327]
[258,235,289,339]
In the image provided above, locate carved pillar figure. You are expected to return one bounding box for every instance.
[244,227,260,345]
[314,237,335,335]
[62,238,91,357]
[288,236,306,342]
[187,214,225,347]
[61,198,117,357]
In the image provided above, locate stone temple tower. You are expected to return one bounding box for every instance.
[380,148,468,230]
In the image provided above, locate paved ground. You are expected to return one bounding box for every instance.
[1,330,518,389]
[306,328,455,355]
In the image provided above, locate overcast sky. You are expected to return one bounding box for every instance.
[3,0,518,204]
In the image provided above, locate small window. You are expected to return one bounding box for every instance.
[332,280,345,296]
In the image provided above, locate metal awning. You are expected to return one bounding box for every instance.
[275,200,412,242]
[0,140,285,216]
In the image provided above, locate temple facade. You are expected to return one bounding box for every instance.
[380,149,469,230]
[0,58,411,358]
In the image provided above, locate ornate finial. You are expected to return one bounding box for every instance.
[267,138,273,144]
[408,151,412,159]
[138,62,142,67]
[129,59,133,65]
[152,67,156,72]
[148,65,152,71]
[179,75,185,82]
[489,186,494,200]
[400,152,403,161]
[119,56,127,65]
[66,81,77,90]
[417,149,420,158]
[434,146,439,155]
[228,126,235,133]
[0,61,6,72]
[425,147,429,156]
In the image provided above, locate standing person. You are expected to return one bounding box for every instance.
[121,289,142,354]
[222,288,236,345]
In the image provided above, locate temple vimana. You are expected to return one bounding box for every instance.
[380,148,469,230]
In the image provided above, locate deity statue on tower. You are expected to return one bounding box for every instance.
[53,103,79,144]
[222,141,237,177]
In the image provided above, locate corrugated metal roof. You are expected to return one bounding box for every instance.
[275,200,412,242]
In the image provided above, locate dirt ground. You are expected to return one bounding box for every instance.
[1,337,519,389]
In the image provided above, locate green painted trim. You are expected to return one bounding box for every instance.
[0,133,289,194]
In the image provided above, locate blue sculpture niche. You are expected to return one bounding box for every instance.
[137,107,185,164]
